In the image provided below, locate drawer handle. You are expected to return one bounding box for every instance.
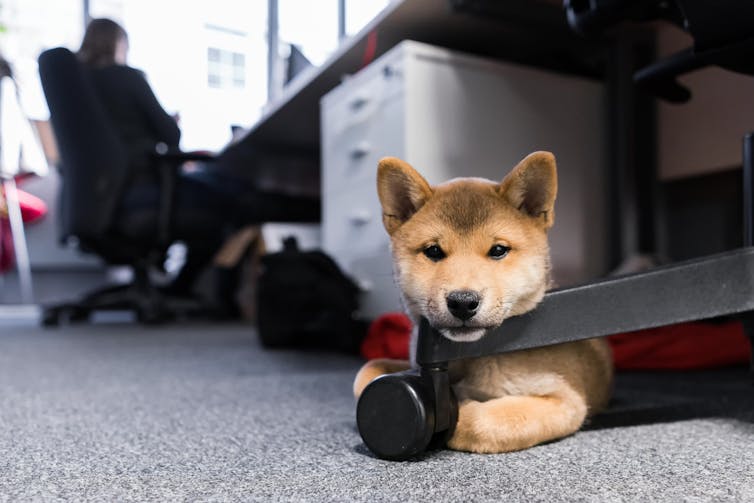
[349,95,369,110]
[349,210,372,226]
[350,142,371,159]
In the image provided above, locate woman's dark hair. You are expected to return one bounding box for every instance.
[77,18,128,67]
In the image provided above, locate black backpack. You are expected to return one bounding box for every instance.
[256,236,368,353]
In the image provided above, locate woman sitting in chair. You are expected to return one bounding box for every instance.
[76,18,319,312]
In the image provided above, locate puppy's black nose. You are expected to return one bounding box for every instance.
[446,290,480,321]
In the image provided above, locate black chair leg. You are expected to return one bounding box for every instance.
[739,312,754,385]
[740,133,754,383]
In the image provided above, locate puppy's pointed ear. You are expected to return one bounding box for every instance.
[499,151,558,228]
[377,157,433,235]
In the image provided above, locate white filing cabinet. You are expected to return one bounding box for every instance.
[321,40,606,318]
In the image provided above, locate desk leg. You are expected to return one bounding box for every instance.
[742,133,754,380]
[743,133,754,247]
[741,132,754,382]
[606,30,657,269]
[739,312,754,385]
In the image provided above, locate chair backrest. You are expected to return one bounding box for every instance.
[38,47,128,242]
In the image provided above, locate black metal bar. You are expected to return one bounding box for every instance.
[741,132,754,382]
[743,132,754,247]
[417,248,754,365]
[606,35,634,268]
[738,312,754,383]
[633,35,659,259]
[605,30,658,269]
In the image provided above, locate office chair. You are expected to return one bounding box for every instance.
[356,0,754,460]
[565,0,754,103]
[37,47,227,324]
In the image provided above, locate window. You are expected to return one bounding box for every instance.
[0,0,84,119]
[88,0,267,151]
[278,0,339,67]
[207,47,246,89]
[345,0,390,36]
[0,0,390,149]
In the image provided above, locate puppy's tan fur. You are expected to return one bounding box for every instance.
[354,152,613,454]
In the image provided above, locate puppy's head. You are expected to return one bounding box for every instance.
[377,152,557,342]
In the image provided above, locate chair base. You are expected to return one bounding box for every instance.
[41,267,222,326]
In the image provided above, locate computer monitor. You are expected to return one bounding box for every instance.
[285,44,313,85]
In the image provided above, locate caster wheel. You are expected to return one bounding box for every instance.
[137,307,166,325]
[356,371,436,460]
[68,307,90,323]
[42,308,60,327]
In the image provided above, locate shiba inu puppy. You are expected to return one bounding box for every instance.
[354,152,613,454]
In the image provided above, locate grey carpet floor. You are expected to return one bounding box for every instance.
[1,322,753,502]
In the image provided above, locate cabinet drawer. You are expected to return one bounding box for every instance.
[322,58,405,133]
[350,252,402,317]
[323,187,389,257]
[326,247,400,318]
[323,93,406,197]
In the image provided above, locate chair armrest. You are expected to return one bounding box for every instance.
[149,143,216,246]
[151,142,217,163]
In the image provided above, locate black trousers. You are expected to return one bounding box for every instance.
[118,168,320,293]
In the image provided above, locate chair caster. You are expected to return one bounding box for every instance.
[68,306,91,322]
[136,306,169,325]
[42,307,61,327]
[356,368,457,460]
[41,305,89,326]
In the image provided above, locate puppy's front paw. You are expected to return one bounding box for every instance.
[447,395,587,454]
[448,399,536,453]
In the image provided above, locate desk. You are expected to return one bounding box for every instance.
[226,0,654,269]
[235,0,604,151]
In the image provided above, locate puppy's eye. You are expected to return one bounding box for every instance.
[423,245,446,261]
[488,244,510,260]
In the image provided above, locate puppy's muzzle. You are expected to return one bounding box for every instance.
[446,290,480,321]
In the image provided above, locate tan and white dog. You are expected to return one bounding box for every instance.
[354,152,613,453]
